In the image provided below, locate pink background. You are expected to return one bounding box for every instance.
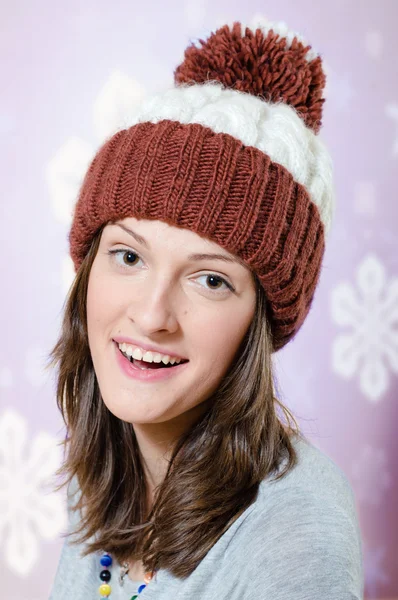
[0,1,397,598]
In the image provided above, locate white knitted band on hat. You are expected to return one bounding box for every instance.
[118,81,335,237]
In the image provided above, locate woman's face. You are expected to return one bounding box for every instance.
[86,217,256,426]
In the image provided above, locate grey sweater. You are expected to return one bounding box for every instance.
[49,434,364,599]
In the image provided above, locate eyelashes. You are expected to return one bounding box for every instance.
[108,248,141,268]
[107,248,236,294]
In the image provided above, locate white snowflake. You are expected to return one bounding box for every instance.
[45,70,148,231]
[330,253,398,401]
[46,136,93,226]
[351,444,392,505]
[0,409,67,576]
[93,70,147,142]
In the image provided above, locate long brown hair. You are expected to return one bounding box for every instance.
[47,222,304,577]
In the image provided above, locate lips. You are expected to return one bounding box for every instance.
[114,339,189,381]
[115,342,188,369]
[112,336,187,362]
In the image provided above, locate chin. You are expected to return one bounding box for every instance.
[100,393,171,425]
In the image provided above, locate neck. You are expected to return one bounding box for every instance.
[134,423,175,508]
[132,400,212,507]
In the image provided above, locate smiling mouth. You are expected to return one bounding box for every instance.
[117,345,189,370]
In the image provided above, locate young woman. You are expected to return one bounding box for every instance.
[49,18,364,600]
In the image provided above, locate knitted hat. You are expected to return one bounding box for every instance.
[69,18,334,353]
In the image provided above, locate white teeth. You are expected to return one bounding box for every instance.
[118,342,184,365]
[132,348,143,360]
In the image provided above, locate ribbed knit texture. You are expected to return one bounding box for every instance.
[69,119,325,352]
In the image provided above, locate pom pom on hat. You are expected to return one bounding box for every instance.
[174,19,326,133]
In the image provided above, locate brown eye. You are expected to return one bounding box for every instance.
[107,249,143,270]
[207,275,224,289]
[195,273,234,293]
[123,251,140,266]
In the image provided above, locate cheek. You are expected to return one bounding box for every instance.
[86,273,121,338]
[194,309,252,373]
[87,277,104,330]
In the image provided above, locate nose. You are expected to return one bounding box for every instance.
[126,275,180,335]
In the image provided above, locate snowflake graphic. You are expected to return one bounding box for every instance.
[351,444,392,506]
[330,253,398,402]
[0,409,66,576]
[45,70,147,229]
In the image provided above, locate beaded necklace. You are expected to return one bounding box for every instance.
[98,551,156,599]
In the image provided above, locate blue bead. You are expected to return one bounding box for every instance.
[137,584,146,594]
[100,553,112,567]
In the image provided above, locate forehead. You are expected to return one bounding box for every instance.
[104,217,249,269]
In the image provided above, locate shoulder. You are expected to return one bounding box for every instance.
[262,433,358,508]
[231,435,364,599]
[256,434,363,543]
[49,476,97,600]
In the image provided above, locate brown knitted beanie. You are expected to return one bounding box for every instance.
[69,17,335,353]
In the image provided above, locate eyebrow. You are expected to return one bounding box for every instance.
[112,222,247,267]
